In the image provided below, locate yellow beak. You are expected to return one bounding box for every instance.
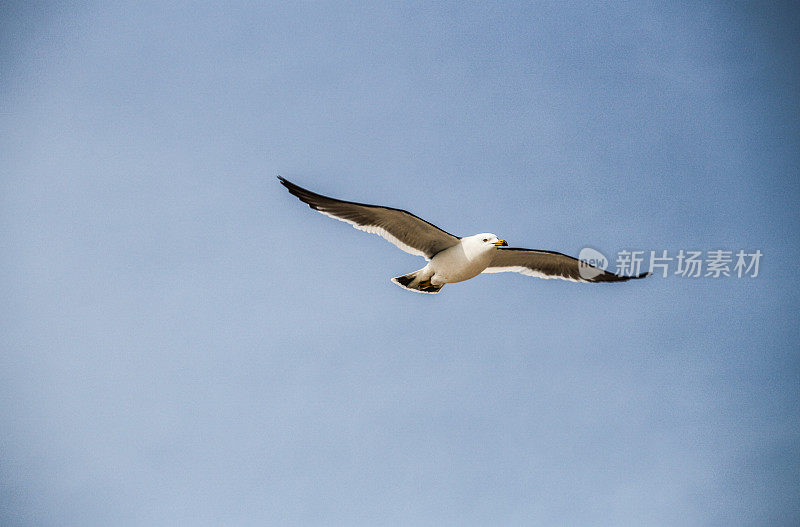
[493,240,508,246]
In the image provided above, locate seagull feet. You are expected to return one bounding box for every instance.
[417,278,442,293]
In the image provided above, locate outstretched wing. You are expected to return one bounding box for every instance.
[483,247,650,283]
[279,177,461,259]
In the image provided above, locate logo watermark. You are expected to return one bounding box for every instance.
[578,247,609,280]
[578,248,762,278]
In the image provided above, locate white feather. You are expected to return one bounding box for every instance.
[482,265,584,282]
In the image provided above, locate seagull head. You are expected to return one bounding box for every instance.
[474,233,508,247]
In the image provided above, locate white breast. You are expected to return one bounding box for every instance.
[429,239,495,284]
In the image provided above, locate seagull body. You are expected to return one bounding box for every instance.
[279,177,648,294]
[395,233,506,293]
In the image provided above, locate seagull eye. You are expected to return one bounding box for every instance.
[483,238,488,242]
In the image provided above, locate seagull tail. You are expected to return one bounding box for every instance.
[392,270,443,294]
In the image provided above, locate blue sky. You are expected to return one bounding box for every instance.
[2,2,798,525]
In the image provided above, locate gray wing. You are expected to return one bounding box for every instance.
[279,177,461,259]
[483,247,650,282]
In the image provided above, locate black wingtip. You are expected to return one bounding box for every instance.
[277,176,305,196]
[277,176,330,213]
[591,269,651,283]
[611,270,651,282]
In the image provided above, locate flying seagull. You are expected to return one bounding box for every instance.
[279,177,649,294]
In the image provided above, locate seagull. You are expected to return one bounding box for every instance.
[279,177,649,294]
